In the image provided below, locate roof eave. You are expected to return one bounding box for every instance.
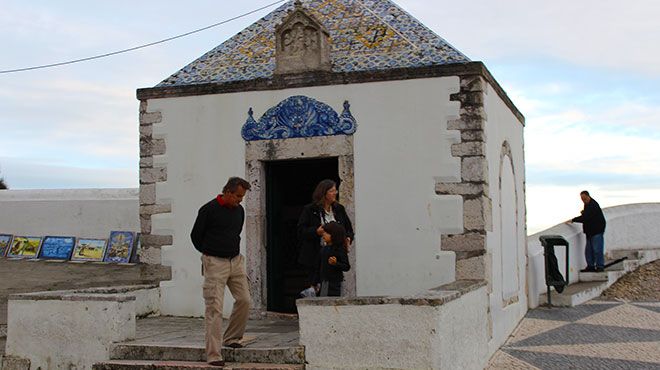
[136,61,524,125]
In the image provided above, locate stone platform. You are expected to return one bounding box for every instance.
[93,316,304,369]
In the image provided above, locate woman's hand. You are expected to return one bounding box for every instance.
[344,237,352,252]
[316,226,324,236]
[328,256,337,265]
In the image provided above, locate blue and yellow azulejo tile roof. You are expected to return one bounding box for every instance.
[157,0,470,87]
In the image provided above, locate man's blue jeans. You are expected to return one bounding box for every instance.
[585,233,605,269]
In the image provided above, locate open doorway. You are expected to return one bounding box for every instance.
[265,157,339,313]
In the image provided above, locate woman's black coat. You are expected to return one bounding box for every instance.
[297,202,354,267]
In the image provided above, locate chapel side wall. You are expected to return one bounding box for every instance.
[143,76,463,316]
[483,81,527,354]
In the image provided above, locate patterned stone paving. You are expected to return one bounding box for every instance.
[487,301,660,369]
[157,0,469,87]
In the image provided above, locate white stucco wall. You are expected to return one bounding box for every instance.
[147,77,463,316]
[527,202,660,308]
[0,189,139,238]
[484,84,528,354]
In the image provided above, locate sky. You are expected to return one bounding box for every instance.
[1,0,659,234]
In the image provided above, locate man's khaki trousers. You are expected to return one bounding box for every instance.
[202,254,251,363]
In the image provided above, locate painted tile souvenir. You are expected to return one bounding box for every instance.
[0,234,12,257]
[6,236,42,259]
[71,238,107,262]
[103,231,135,263]
[39,236,76,260]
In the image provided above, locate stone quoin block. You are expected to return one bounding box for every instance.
[441,233,486,252]
[451,142,486,157]
[140,167,167,184]
[139,203,172,216]
[138,246,162,265]
[139,112,162,125]
[460,75,486,92]
[139,184,156,205]
[447,117,485,131]
[140,216,151,234]
[461,130,486,142]
[464,197,488,231]
[140,234,172,248]
[435,182,487,196]
[461,157,488,182]
[139,157,153,168]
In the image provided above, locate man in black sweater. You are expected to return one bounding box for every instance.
[191,177,252,367]
[570,190,607,272]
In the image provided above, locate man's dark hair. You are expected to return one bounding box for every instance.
[312,179,337,205]
[580,190,590,197]
[322,221,346,247]
[0,178,7,190]
[223,177,251,193]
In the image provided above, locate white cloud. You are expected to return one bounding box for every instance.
[401,0,660,76]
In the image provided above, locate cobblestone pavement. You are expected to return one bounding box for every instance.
[487,300,660,369]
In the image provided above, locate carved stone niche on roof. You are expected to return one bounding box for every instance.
[274,0,332,75]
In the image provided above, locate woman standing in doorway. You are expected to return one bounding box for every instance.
[297,179,354,296]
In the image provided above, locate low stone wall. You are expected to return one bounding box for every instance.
[4,285,158,370]
[527,203,660,308]
[0,189,139,238]
[297,280,488,370]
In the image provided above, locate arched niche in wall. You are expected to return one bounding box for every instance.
[499,141,520,306]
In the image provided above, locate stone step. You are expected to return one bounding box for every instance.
[579,269,625,282]
[110,344,305,365]
[93,360,304,370]
[539,281,607,307]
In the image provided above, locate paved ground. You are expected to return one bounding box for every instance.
[602,259,660,301]
[488,300,660,369]
[130,316,299,348]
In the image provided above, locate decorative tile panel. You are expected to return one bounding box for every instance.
[157,0,469,87]
[241,95,356,140]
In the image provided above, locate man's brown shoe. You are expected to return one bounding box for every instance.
[208,360,225,367]
[224,342,244,349]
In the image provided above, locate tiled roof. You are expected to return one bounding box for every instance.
[157,0,470,87]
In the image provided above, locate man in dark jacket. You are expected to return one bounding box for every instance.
[570,190,606,272]
[191,177,252,367]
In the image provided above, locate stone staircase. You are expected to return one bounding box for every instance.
[539,250,657,307]
[92,316,306,370]
[93,343,305,370]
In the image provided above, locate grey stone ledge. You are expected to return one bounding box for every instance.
[298,279,486,307]
[9,284,157,302]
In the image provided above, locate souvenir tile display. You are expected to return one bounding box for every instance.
[6,236,42,258]
[71,238,107,262]
[103,231,135,263]
[0,234,12,257]
[39,236,76,260]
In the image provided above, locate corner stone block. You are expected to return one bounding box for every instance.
[447,117,485,131]
[140,167,167,184]
[461,130,486,142]
[464,197,491,231]
[140,157,154,168]
[451,142,485,157]
[456,254,488,280]
[140,216,152,234]
[138,246,162,265]
[140,112,162,125]
[462,157,488,182]
[140,184,156,205]
[441,233,486,252]
[140,234,172,248]
[435,183,486,196]
[460,76,486,92]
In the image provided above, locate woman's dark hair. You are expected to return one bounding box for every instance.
[312,179,337,205]
[322,221,346,247]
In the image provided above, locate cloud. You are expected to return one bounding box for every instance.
[401,0,660,77]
